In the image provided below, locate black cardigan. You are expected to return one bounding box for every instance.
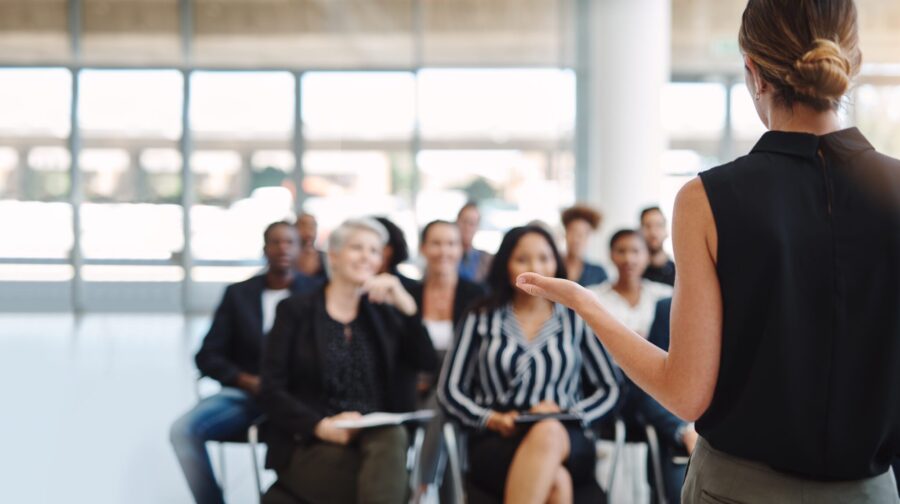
[194,273,322,386]
[259,285,439,470]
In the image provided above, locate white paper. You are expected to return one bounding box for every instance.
[332,410,435,429]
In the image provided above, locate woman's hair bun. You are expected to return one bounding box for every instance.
[785,38,852,104]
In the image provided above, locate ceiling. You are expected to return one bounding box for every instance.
[0,0,896,74]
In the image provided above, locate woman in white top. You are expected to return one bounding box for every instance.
[590,228,674,504]
[590,229,672,338]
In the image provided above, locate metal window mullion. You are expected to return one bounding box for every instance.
[292,71,306,214]
[180,0,193,312]
[574,0,592,203]
[68,0,83,313]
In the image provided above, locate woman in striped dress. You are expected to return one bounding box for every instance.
[438,225,620,504]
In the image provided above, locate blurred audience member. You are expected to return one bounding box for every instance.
[439,225,619,503]
[640,207,676,286]
[295,212,327,280]
[170,221,320,504]
[409,220,486,502]
[561,204,609,287]
[589,229,674,503]
[373,216,417,293]
[409,220,486,367]
[591,229,672,338]
[456,202,493,284]
[260,218,438,504]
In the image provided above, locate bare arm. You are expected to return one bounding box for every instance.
[517,178,722,421]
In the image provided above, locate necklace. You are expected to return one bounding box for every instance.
[342,322,353,342]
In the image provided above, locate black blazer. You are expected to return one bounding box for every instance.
[259,285,439,470]
[194,273,323,386]
[407,277,487,328]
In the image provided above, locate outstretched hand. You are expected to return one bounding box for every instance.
[515,273,590,310]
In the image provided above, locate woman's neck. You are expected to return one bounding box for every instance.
[614,274,642,294]
[767,106,842,136]
[512,291,552,313]
[326,277,363,307]
[425,268,457,289]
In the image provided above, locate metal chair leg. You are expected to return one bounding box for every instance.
[442,423,465,504]
[606,417,626,497]
[248,424,263,503]
[644,424,668,504]
[218,443,227,498]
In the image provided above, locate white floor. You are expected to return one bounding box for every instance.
[0,313,272,504]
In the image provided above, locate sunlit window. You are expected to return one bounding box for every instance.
[418,69,575,141]
[856,84,900,158]
[79,69,183,139]
[0,68,71,138]
[302,72,415,141]
[190,71,294,139]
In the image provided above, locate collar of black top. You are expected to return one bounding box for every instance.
[750,127,874,160]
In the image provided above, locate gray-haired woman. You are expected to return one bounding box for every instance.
[260,218,439,504]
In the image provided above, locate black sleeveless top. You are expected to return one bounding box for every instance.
[697,128,900,481]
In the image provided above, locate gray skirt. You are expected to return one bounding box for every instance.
[682,437,899,504]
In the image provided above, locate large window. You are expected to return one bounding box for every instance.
[78,70,184,267]
[0,69,73,270]
[856,84,900,158]
[189,71,296,268]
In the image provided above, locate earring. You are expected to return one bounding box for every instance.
[755,92,761,101]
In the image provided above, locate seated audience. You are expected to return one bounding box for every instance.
[170,221,321,504]
[259,218,438,504]
[439,225,620,504]
[639,207,675,286]
[295,212,327,280]
[456,202,494,284]
[561,204,609,287]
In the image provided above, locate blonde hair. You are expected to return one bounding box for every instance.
[739,0,861,111]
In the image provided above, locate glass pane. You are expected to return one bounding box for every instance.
[189,71,296,261]
[418,69,575,141]
[77,70,185,260]
[416,149,573,253]
[79,69,183,139]
[0,201,72,259]
[190,71,294,140]
[302,72,415,141]
[662,82,726,140]
[856,85,900,158]
[302,150,414,250]
[0,68,71,138]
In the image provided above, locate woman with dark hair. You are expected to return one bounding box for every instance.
[438,225,620,504]
[518,0,900,502]
[561,204,609,287]
[373,216,417,293]
[409,220,486,372]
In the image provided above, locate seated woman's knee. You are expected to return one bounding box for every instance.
[523,419,569,454]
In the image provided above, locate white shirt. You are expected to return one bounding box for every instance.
[423,319,454,351]
[261,288,291,334]
[589,280,673,338]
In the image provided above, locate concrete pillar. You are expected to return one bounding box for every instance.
[580,0,670,264]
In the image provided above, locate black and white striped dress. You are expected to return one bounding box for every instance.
[438,302,620,429]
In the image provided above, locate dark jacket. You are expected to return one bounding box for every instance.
[259,285,439,470]
[407,277,487,328]
[194,273,322,386]
[577,261,609,288]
